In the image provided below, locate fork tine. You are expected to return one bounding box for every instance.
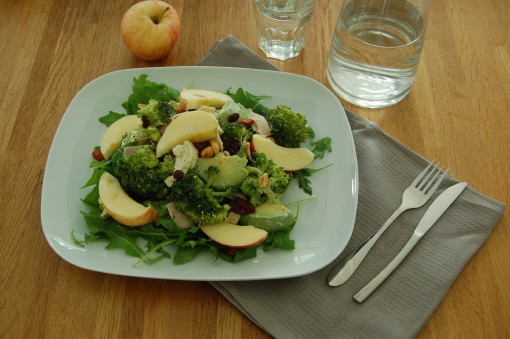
[415,161,440,189]
[422,165,445,192]
[417,162,440,189]
[425,168,449,195]
[412,160,436,187]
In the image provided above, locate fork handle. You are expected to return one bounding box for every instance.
[353,233,421,303]
[327,205,405,286]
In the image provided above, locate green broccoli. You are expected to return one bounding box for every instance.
[170,170,230,225]
[262,105,308,148]
[210,186,238,201]
[204,166,220,189]
[121,126,161,147]
[240,153,292,206]
[137,99,176,127]
[112,145,174,200]
[221,122,252,156]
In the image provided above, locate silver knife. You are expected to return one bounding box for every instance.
[353,182,467,303]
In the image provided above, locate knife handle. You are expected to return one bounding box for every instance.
[328,206,404,286]
[353,233,421,303]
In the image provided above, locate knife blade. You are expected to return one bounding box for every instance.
[353,182,467,303]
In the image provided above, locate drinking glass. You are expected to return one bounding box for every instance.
[327,0,430,108]
[252,0,317,61]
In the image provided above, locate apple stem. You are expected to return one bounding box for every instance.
[154,7,170,24]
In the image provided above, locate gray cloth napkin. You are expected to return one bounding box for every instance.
[198,36,506,339]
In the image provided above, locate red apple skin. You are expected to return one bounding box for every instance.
[200,223,268,249]
[215,236,267,249]
[121,0,181,61]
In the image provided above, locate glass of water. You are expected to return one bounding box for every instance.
[252,0,317,61]
[326,0,429,108]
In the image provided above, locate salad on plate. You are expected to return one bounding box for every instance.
[75,74,332,266]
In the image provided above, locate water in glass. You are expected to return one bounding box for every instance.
[253,0,316,61]
[327,0,427,108]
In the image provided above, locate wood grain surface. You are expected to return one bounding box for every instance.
[1,0,509,338]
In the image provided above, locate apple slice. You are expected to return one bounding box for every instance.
[100,115,142,159]
[166,202,194,229]
[200,222,268,249]
[180,89,232,110]
[99,172,157,227]
[251,134,315,172]
[156,110,219,157]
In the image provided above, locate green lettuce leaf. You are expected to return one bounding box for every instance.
[99,111,126,126]
[226,87,270,114]
[122,74,180,115]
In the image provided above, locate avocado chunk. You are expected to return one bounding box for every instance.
[239,204,296,233]
[196,153,248,190]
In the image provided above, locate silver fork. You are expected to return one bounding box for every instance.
[328,161,448,287]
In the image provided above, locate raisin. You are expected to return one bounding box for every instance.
[228,113,240,122]
[230,197,255,215]
[173,170,184,180]
[222,138,241,155]
[141,115,150,128]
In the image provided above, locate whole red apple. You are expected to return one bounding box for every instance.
[120,0,180,61]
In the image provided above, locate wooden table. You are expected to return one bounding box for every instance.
[1,0,509,337]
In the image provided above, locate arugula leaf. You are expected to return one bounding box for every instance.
[122,74,180,115]
[226,87,270,114]
[293,164,333,195]
[103,225,146,258]
[311,137,332,159]
[89,159,112,170]
[79,209,105,234]
[157,218,179,232]
[82,185,100,209]
[71,230,102,247]
[264,232,295,251]
[133,239,174,266]
[99,111,126,126]
[293,170,313,195]
[134,223,173,244]
[81,169,104,188]
[306,126,315,139]
[234,247,258,262]
[173,245,206,265]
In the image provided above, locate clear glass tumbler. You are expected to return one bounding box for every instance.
[327,0,429,108]
[252,0,317,61]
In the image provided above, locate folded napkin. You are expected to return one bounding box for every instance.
[198,36,506,338]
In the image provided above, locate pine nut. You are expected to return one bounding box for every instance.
[245,142,252,161]
[259,173,269,188]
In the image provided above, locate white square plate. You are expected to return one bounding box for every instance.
[41,66,358,281]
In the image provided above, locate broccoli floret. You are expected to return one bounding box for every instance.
[210,186,237,201]
[170,170,230,225]
[240,153,292,206]
[121,126,161,147]
[145,126,162,142]
[112,145,174,200]
[137,99,176,127]
[204,166,220,188]
[262,105,308,148]
[221,122,253,156]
